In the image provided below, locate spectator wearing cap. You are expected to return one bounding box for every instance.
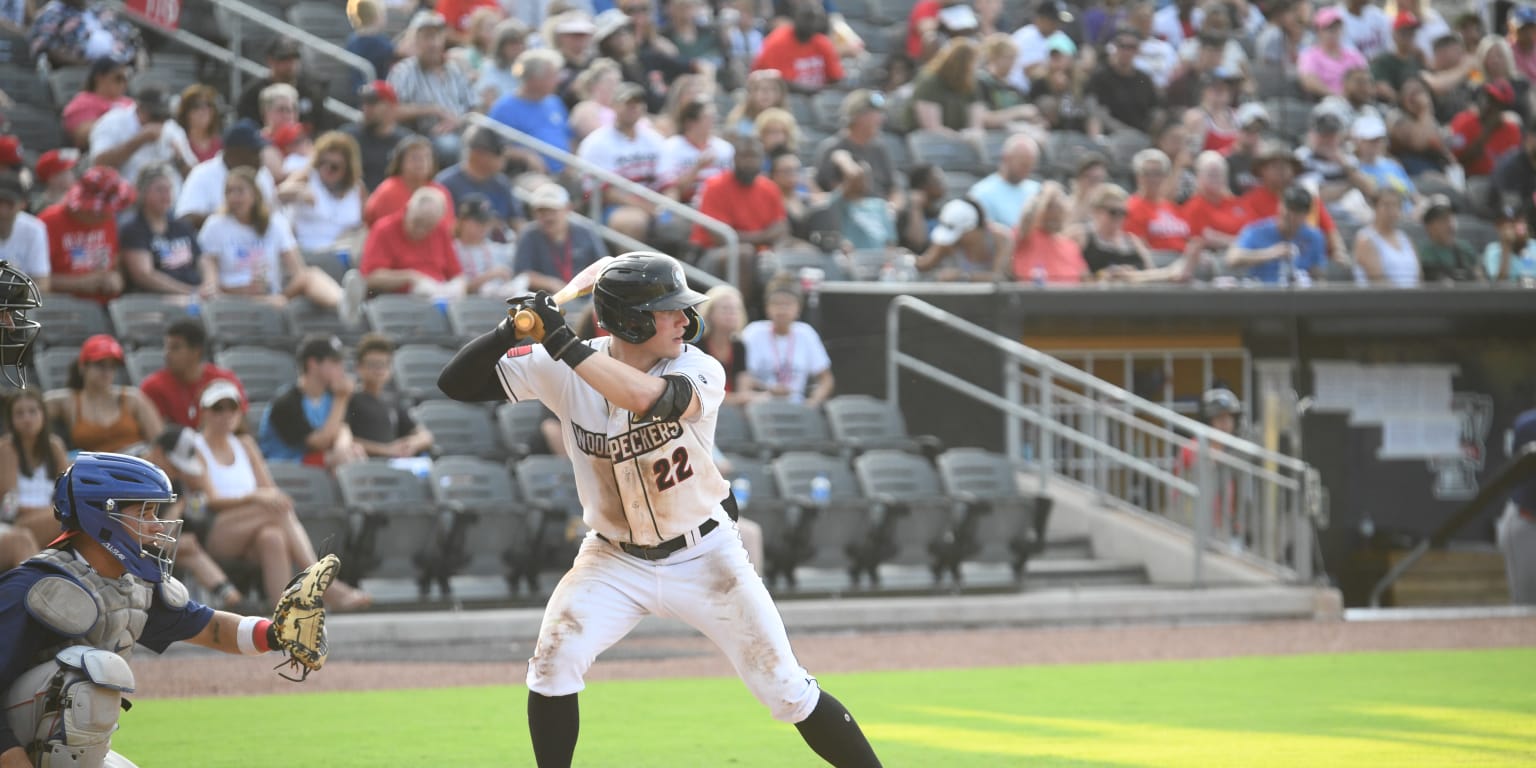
[1007,0,1076,89]
[1484,204,1536,283]
[1179,151,1249,275]
[1336,0,1391,60]
[907,37,987,138]
[819,149,898,252]
[1227,184,1327,284]
[1514,7,1536,85]
[277,131,367,256]
[1299,7,1369,99]
[813,89,894,202]
[1414,195,1482,282]
[1088,27,1162,135]
[360,186,463,298]
[1352,114,1417,210]
[1237,141,1346,260]
[60,58,133,149]
[658,98,734,206]
[1371,11,1424,104]
[175,120,278,231]
[1024,36,1092,132]
[692,137,785,295]
[363,135,453,228]
[490,48,573,175]
[1151,0,1198,50]
[897,162,949,254]
[1125,149,1192,256]
[387,12,475,151]
[1216,102,1265,196]
[1295,107,1376,205]
[236,38,333,134]
[140,318,245,429]
[88,82,194,185]
[259,334,365,467]
[477,18,529,111]
[1011,183,1088,283]
[120,163,201,295]
[454,194,520,296]
[591,10,678,117]
[1449,81,1523,177]
[32,148,79,212]
[1179,65,1243,153]
[514,181,609,293]
[1253,0,1313,85]
[39,165,133,303]
[44,333,163,453]
[0,172,49,291]
[346,333,434,460]
[752,1,842,93]
[28,0,140,67]
[576,81,665,237]
[914,198,1011,282]
[0,136,21,176]
[344,0,396,96]
[341,80,410,191]
[199,166,344,308]
[176,84,223,165]
[968,134,1041,232]
[435,125,523,229]
[544,11,598,100]
[1352,184,1420,286]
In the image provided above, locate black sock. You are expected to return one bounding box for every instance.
[527,691,580,768]
[794,690,883,768]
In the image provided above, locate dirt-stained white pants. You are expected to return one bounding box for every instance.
[526,519,821,723]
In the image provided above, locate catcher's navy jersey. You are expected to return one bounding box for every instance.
[496,338,733,546]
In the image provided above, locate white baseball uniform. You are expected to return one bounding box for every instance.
[497,338,822,723]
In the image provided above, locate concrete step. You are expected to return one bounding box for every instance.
[1038,534,1094,560]
[1025,558,1149,588]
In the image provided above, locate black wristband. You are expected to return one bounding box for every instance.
[543,326,594,368]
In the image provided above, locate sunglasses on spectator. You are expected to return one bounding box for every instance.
[1100,207,1128,217]
[317,160,344,172]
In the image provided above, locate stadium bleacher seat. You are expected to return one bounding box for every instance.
[935,448,1052,583]
[285,296,360,342]
[215,345,297,402]
[429,455,536,592]
[411,400,504,460]
[107,295,192,348]
[721,453,800,588]
[771,451,877,585]
[446,295,510,341]
[824,394,942,456]
[265,461,353,572]
[512,454,583,591]
[391,343,456,402]
[745,400,840,457]
[34,295,110,348]
[32,346,79,391]
[124,346,164,385]
[203,296,294,351]
[853,450,961,583]
[337,461,450,595]
[906,130,989,178]
[495,401,549,461]
[363,294,456,346]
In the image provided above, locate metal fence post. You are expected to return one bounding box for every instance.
[1193,432,1213,586]
[230,21,241,99]
[1004,359,1020,462]
[1038,374,1053,495]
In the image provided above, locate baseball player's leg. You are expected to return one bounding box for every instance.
[1495,505,1536,605]
[527,535,653,768]
[666,534,882,767]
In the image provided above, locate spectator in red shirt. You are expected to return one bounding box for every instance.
[1124,149,1192,256]
[360,186,463,297]
[1180,151,1251,278]
[752,2,843,93]
[38,166,135,303]
[1238,141,1347,260]
[139,319,247,428]
[693,137,786,301]
[363,135,454,227]
[1449,80,1523,177]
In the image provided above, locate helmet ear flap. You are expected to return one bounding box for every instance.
[683,307,704,343]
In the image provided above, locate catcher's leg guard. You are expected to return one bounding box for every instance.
[5,647,136,768]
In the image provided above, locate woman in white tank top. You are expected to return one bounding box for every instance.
[1353,186,1422,287]
[193,381,372,609]
[0,390,71,569]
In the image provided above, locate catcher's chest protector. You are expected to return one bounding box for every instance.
[26,550,154,661]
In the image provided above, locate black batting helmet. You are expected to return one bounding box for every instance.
[0,260,41,386]
[593,252,707,344]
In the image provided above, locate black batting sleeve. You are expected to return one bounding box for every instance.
[438,326,517,403]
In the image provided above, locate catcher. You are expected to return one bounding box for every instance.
[0,452,336,768]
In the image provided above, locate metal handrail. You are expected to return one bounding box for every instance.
[210,0,376,97]
[887,295,1324,583]
[104,1,361,124]
[466,113,741,286]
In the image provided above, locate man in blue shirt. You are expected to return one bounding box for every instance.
[489,48,572,175]
[434,125,525,230]
[1227,185,1328,284]
[967,134,1042,230]
[259,335,367,466]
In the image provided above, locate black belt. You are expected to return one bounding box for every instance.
[599,518,718,561]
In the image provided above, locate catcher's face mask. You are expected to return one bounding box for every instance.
[107,499,183,583]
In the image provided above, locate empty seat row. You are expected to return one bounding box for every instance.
[717,395,943,460]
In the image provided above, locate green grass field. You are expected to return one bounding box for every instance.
[114,648,1536,767]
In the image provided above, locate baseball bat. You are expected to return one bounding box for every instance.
[513,255,616,335]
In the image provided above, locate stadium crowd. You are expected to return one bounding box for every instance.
[0,0,1533,601]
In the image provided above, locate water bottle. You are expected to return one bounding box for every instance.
[809,473,832,506]
[185,291,200,318]
[731,477,751,511]
[1031,266,1047,287]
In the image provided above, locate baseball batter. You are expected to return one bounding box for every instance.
[439,252,882,767]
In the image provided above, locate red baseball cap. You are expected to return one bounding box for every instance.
[0,136,20,168]
[1392,11,1420,31]
[65,166,136,215]
[360,80,398,105]
[79,334,125,365]
[1485,79,1517,106]
[35,149,79,185]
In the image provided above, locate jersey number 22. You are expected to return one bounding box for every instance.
[653,447,694,490]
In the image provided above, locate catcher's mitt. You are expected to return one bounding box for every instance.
[270,554,339,682]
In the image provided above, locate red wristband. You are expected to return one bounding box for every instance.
[252,619,273,653]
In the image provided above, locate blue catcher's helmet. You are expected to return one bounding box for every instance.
[1509,409,1536,510]
[54,452,181,583]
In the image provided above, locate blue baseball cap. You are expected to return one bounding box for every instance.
[1510,409,1536,509]
[1515,6,1536,27]
[223,119,268,150]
